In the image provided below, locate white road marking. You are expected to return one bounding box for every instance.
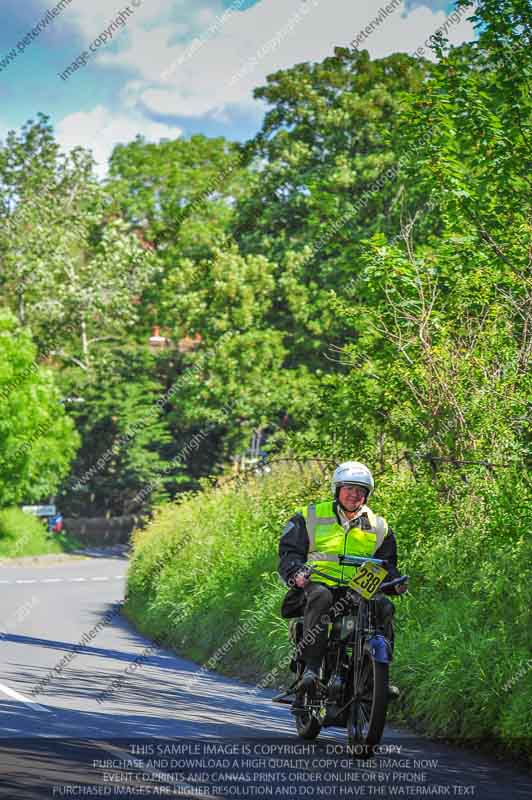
[0,575,126,585]
[0,680,53,714]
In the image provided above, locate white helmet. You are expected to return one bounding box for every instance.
[331,461,374,498]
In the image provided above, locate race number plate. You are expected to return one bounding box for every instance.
[348,562,387,599]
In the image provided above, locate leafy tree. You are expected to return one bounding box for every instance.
[225,50,437,374]
[0,311,79,506]
[300,0,532,478]
[4,10,530,515]
[60,346,179,516]
[0,115,159,367]
[106,134,314,481]
[107,134,250,335]
[235,50,433,268]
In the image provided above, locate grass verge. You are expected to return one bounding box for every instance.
[0,507,81,558]
[125,463,532,761]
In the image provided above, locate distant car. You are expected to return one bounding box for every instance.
[47,513,63,534]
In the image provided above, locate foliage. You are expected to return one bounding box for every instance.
[231,50,438,372]
[0,115,159,361]
[125,464,327,662]
[1,0,531,756]
[107,134,250,337]
[122,0,532,759]
[59,345,180,517]
[0,507,80,557]
[0,311,79,506]
[235,50,432,262]
[126,464,532,758]
[288,0,532,477]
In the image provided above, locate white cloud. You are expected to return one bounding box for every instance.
[63,0,171,41]
[49,0,475,171]
[55,106,181,177]
[122,0,476,121]
[0,122,9,146]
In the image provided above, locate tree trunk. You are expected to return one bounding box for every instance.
[18,289,25,324]
[81,316,89,366]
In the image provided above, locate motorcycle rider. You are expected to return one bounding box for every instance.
[278,461,407,689]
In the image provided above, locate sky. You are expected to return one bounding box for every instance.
[0,0,477,176]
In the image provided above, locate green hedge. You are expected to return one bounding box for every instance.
[0,507,80,557]
[125,464,532,760]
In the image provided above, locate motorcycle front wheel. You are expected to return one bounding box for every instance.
[295,705,321,740]
[347,651,388,747]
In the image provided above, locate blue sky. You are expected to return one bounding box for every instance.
[0,0,474,175]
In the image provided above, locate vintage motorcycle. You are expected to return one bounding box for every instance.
[273,554,408,748]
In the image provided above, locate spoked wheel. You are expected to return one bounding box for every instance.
[347,652,388,748]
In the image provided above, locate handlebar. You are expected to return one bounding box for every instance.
[301,563,409,592]
[339,555,385,566]
[381,575,409,590]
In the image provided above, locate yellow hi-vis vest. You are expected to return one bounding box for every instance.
[300,500,389,587]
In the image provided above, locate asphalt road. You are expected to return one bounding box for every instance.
[0,551,530,800]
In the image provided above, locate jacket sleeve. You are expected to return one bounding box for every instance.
[374,526,401,594]
[278,513,310,585]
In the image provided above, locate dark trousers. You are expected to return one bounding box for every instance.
[298,581,395,670]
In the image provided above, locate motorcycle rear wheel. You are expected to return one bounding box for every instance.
[347,652,388,747]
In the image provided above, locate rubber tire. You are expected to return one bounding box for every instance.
[347,655,389,747]
[295,709,322,740]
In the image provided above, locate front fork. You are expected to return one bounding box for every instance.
[351,600,393,701]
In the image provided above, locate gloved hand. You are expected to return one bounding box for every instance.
[293,567,311,588]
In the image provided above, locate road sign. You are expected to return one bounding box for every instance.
[22,505,56,517]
